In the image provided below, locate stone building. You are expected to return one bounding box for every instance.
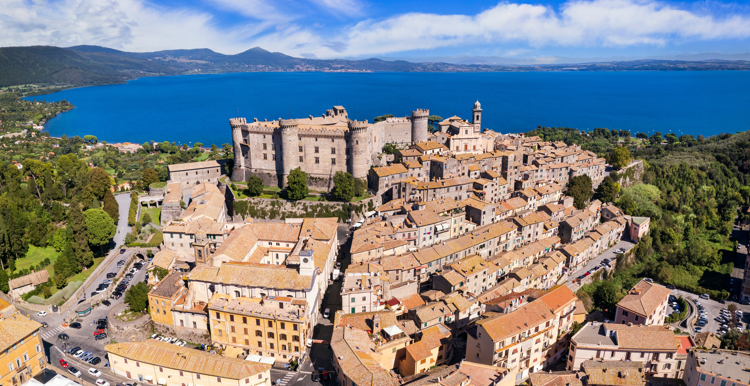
[168,161,223,190]
[230,105,430,186]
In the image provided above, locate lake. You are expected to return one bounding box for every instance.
[28,71,750,146]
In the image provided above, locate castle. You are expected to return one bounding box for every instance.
[229,105,461,185]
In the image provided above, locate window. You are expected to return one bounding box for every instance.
[315,147,319,153]
[293,324,298,331]
[216,312,221,319]
[293,336,299,342]
[268,321,273,327]
[299,156,303,162]
[217,330,223,337]
[258,341,262,347]
[217,378,221,383]
[256,319,260,326]
[331,148,336,154]
[280,322,286,329]
[245,339,249,346]
[299,146,303,152]
[35,345,41,353]
[315,157,319,164]
[196,375,201,380]
[269,343,275,350]
[280,334,287,341]
[268,332,275,339]
[179,371,184,376]
[263,154,267,160]
[136,362,141,367]
[331,158,336,165]
[159,367,164,373]
[231,326,235,333]
[720,381,727,386]
[263,144,267,150]
[230,315,235,322]
[256,330,262,337]
[243,317,247,324]
[362,296,366,301]
[622,310,628,317]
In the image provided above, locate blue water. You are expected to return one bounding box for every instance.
[27,71,750,146]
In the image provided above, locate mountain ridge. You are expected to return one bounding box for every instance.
[2,45,750,89]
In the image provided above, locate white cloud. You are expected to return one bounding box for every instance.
[311,0,750,57]
[0,0,749,58]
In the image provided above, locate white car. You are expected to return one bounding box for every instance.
[694,327,703,333]
[38,311,47,317]
[151,334,159,339]
[96,380,110,386]
[88,369,102,377]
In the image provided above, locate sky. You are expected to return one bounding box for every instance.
[2,0,750,63]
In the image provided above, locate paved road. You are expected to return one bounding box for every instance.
[566,239,636,292]
[113,193,133,247]
[24,252,147,385]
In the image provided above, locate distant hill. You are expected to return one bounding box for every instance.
[1,45,749,89]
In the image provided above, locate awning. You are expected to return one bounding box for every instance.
[144,375,153,381]
[158,379,166,385]
[364,211,376,218]
[245,354,276,365]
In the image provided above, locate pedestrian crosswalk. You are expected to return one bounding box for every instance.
[41,327,65,340]
[275,372,295,386]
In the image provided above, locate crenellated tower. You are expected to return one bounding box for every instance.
[411,109,429,143]
[348,119,370,179]
[279,118,299,184]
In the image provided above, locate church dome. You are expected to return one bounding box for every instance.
[474,99,481,109]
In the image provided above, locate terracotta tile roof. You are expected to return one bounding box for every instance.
[693,332,721,349]
[439,270,465,286]
[478,278,520,303]
[373,164,408,177]
[604,323,679,350]
[212,225,259,262]
[408,208,443,227]
[413,141,447,152]
[107,339,270,379]
[413,301,451,323]
[149,250,178,271]
[582,360,644,386]
[464,197,493,210]
[376,199,405,213]
[9,270,50,290]
[399,294,426,310]
[616,279,671,318]
[537,285,578,314]
[422,197,464,213]
[182,183,225,221]
[500,197,528,212]
[300,217,339,241]
[528,372,584,386]
[0,313,42,351]
[186,265,219,282]
[213,263,313,291]
[406,324,451,361]
[335,311,398,332]
[477,300,555,342]
[331,327,398,386]
[440,292,476,312]
[379,254,420,271]
[250,223,301,242]
[149,271,185,298]
[450,255,489,277]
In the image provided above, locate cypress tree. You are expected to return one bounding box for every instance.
[103,189,120,224]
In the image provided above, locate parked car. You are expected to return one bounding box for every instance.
[41,322,48,328]
[89,368,102,377]
[106,273,117,279]
[701,294,710,300]
[91,357,102,365]
[96,380,110,386]
[59,359,68,368]
[68,347,80,354]
[666,285,676,289]
[695,327,703,333]
[323,308,330,319]
[68,367,81,377]
[95,333,108,340]
[321,371,330,381]
[101,300,111,306]
[644,278,653,283]
[37,311,47,317]
[58,333,69,340]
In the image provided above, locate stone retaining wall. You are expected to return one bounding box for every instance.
[152,322,212,345]
[108,303,152,342]
[232,195,381,222]
[616,160,644,190]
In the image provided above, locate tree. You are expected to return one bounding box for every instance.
[83,135,98,144]
[608,146,631,169]
[103,189,119,224]
[193,142,203,148]
[141,212,152,225]
[373,114,394,123]
[84,208,116,251]
[286,168,309,200]
[125,282,151,312]
[246,175,264,197]
[595,176,619,203]
[331,172,355,202]
[650,132,663,144]
[87,167,111,200]
[636,132,648,139]
[0,269,8,293]
[354,179,366,197]
[428,115,443,132]
[382,143,399,155]
[153,266,169,281]
[665,133,678,144]
[594,281,619,310]
[142,168,159,187]
[566,175,593,209]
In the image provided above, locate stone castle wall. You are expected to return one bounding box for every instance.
[381,118,412,145]
[108,303,152,342]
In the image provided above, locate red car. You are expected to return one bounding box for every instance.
[321,371,330,381]
[59,359,68,368]
[584,272,591,277]
[94,329,105,336]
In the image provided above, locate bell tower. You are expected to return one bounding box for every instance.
[472,99,482,133]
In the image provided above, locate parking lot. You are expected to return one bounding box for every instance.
[566,239,636,291]
[25,252,149,386]
[671,288,750,336]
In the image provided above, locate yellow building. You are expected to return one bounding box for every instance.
[106,339,271,386]
[208,294,307,363]
[0,312,45,385]
[148,271,186,327]
[398,324,451,376]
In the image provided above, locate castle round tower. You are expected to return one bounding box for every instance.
[348,119,370,179]
[279,118,299,183]
[411,109,429,143]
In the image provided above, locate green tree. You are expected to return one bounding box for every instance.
[373,114,394,123]
[193,142,203,148]
[331,171,355,202]
[428,115,443,132]
[566,175,593,209]
[594,281,619,310]
[84,208,116,251]
[286,168,309,200]
[103,189,119,224]
[125,282,151,312]
[142,168,159,187]
[141,212,152,225]
[354,179,366,197]
[246,175,264,197]
[595,176,619,203]
[608,146,631,169]
[382,143,399,155]
[650,132,663,144]
[87,167,111,200]
[83,135,98,143]
[153,266,169,281]
[665,133,678,144]
[0,269,8,293]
